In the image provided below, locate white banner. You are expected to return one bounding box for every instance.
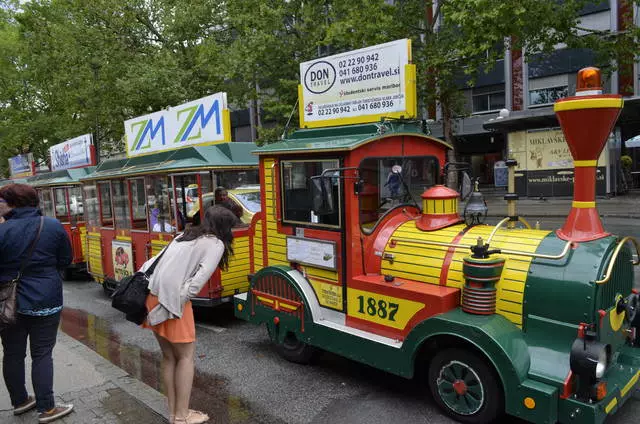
[125,92,230,158]
[299,39,413,128]
[50,133,95,171]
[8,153,35,178]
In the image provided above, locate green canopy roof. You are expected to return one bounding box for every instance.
[254,121,451,155]
[82,142,258,181]
[27,167,96,187]
[0,178,27,187]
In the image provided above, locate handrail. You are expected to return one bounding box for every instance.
[595,236,640,285]
[389,237,573,261]
[486,217,511,244]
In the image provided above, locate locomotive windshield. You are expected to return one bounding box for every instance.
[359,155,438,233]
[281,159,341,228]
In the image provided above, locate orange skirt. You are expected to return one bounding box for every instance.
[142,294,195,343]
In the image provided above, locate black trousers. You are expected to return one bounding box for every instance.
[1,312,61,412]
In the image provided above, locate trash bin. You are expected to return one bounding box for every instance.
[494,161,508,187]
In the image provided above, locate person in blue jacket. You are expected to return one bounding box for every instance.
[0,184,74,423]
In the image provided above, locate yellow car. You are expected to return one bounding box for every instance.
[187,185,261,225]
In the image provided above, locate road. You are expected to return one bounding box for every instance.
[60,216,640,424]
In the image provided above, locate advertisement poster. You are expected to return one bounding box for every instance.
[299,39,414,128]
[8,153,35,178]
[112,240,134,281]
[125,92,231,158]
[508,129,607,197]
[50,133,95,171]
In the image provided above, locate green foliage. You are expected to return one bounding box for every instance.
[0,0,637,178]
[621,155,633,170]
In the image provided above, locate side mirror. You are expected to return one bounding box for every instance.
[311,176,335,215]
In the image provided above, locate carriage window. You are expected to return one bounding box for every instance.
[281,159,341,227]
[148,176,173,233]
[217,169,259,189]
[69,186,84,224]
[173,175,198,231]
[98,182,113,227]
[40,189,55,218]
[83,184,99,227]
[54,188,69,222]
[113,180,131,230]
[359,156,438,233]
[130,178,147,230]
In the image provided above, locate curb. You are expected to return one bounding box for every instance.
[57,331,168,420]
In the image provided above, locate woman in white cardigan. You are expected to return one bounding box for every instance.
[141,205,236,424]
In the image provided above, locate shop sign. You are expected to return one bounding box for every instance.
[508,129,606,171]
[8,153,35,178]
[112,240,134,281]
[299,39,415,128]
[124,92,231,158]
[49,133,95,171]
[508,129,607,197]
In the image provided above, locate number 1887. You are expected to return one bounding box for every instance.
[357,296,399,322]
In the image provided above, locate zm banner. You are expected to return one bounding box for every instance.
[299,39,416,128]
[50,134,95,171]
[124,92,231,158]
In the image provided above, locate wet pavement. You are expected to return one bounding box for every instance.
[0,328,166,424]
[59,307,266,424]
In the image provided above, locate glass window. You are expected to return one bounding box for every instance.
[83,183,99,227]
[358,156,439,233]
[40,188,55,218]
[54,188,69,222]
[173,175,198,231]
[190,173,214,226]
[472,88,505,113]
[112,180,131,230]
[529,86,568,106]
[281,160,340,227]
[148,176,173,233]
[69,186,84,224]
[217,170,259,190]
[129,179,148,230]
[98,182,113,227]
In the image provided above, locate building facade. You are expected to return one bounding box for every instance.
[431,1,640,197]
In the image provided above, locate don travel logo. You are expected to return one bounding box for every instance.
[304,61,336,94]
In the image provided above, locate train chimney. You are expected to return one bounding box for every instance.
[555,67,623,242]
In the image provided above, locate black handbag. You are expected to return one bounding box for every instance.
[111,243,170,325]
[0,217,44,331]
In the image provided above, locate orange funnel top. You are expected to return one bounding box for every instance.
[554,94,623,241]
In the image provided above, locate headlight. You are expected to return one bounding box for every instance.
[595,348,608,378]
[570,337,610,381]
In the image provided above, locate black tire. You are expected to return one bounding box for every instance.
[267,325,316,364]
[427,348,503,424]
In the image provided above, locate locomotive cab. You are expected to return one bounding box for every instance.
[235,67,640,424]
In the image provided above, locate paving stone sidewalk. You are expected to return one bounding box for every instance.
[0,332,168,424]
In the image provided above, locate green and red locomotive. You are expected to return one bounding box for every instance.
[234,65,640,424]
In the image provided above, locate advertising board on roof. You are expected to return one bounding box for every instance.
[49,133,96,171]
[8,153,35,178]
[124,92,231,158]
[299,39,416,129]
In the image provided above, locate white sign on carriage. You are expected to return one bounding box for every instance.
[125,92,232,158]
[299,39,416,128]
[49,133,96,171]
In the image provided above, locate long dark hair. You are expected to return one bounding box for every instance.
[178,205,235,270]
